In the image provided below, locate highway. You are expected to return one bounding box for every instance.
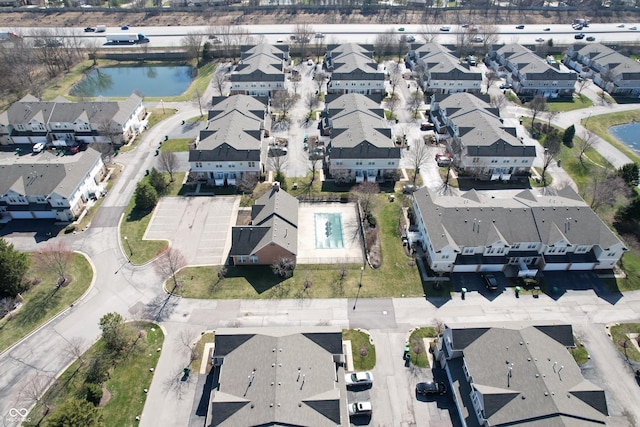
[3,22,640,47]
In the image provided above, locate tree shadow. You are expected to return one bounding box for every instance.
[15,286,63,327]
[127,207,153,222]
[224,266,286,295]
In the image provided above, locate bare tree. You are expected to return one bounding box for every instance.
[388,62,403,97]
[85,39,100,67]
[485,70,499,93]
[309,158,322,185]
[293,24,314,59]
[96,117,123,158]
[268,151,288,174]
[19,373,54,406]
[36,240,73,287]
[576,78,589,96]
[304,92,320,115]
[177,329,200,363]
[577,130,596,167]
[374,29,396,58]
[585,170,631,212]
[182,32,205,65]
[212,70,226,96]
[527,95,548,127]
[271,90,298,122]
[192,88,204,118]
[271,257,296,278]
[418,24,439,43]
[546,110,560,130]
[351,181,380,217]
[540,134,561,185]
[407,140,430,185]
[155,247,188,293]
[386,94,400,119]
[490,93,508,111]
[158,151,178,182]
[406,90,424,118]
[63,336,88,367]
[314,71,326,93]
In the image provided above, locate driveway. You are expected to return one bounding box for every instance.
[144,196,239,266]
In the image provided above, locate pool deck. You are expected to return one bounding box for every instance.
[297,202,364,265]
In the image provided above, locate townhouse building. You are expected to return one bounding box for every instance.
[189,95,269,186]
[486,44,576,99]
[430,92,536,181]
[0,93,146,146]
[323,44,385,96]
[411,186,626,275]
[230,44,289,97]
[564,43,640,97]
[320,93,400,182]
[406,43,483,95]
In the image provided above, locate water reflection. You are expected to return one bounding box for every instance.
[609,122,640,155]
[70,65,195,98]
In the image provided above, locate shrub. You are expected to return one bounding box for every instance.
[64,225,76,234]
[366,213,377,228]
[83,382,103,406]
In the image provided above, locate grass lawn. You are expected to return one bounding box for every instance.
[187,115,207,123]
[343,329,376,371]
[582,110,640,165]
[610,323,640,362]
[384,110,397,121]
[547,94,593,112]
[556,137,612,189]
[119,108,178,154]
[26,322,163,427]
[173,195,424,299]
[0,253,93,353]
[569,336,590,365]
[190,332,214,372]
[160,138,191,152]
[407,327,438,368]
[120,172,185,265]
[40,59,118,101]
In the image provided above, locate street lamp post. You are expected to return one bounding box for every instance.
[353,266,364,310]
[124,236,133,259]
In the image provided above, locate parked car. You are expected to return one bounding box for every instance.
[314,32,325,38]
[499,83,512,89]
[472,36,484,43]
[345,371,373,387]
[586,36,596,41]
[348,401,372,417]
[574,33,585,39]
[466,55,477,65]
[83,27,95,32]
[482,273,498,291]
[416,381,447,395]
[402,184,418,194]
[420,122,435,131]
[268,146,288,157]
[516,24,525,29]
[439,26,451,31]
[32,142,46,153]
[307,59,314,66]
[406,35,416,42]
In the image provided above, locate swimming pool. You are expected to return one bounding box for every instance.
[314,213,344,249]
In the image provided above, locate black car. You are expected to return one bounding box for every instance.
[416,381,447,395]
[483,273,498,291]
[84,27,95,32]
[515,24,525,29]
[402,184,418,194]
[586,36,596,41]
[575,33,585,39]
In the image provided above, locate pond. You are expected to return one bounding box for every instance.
[70,64,196,98]
[609,122,640,155]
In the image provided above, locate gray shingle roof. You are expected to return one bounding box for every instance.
[325,43,384,81]
[231,44,287,83]
[325,94,399,160]
[494,44,577,81]
[210,327,344,427]
[572,43,640,78]
[413,186,625,252]
[189,95,266,162]
[448,324,608,426]
[229,187,299,257]
[0,147,102,199]
[411,43,482,82]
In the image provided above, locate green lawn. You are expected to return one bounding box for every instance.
[407,327,438,368]
[190,332,214,372]
[26,322,163,427]
[569,336,590,365]
[0,253,93,353]
[610,323,640,362]
[160,138,191,152]
[187,115,207,123]
[547,94,593,112]
[343,329,376,371]
[583,110,640,165]
[173,195,424,299]
[119,108,178,154]
[120,172,185,265]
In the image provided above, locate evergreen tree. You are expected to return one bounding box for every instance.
[562,124,575,148]
[134,181,158,211]
[618,163,639,187]
[0,238,30,298]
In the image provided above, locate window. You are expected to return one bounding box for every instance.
[528,243,536,249]
[249,255,258,263]
[195,162,202,168]
[237,256,247,263]
[248,161,256,168]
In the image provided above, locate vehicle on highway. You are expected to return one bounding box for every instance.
[575,33,585,39]
[84,27,95,32]
[416,381,447,395]
[630,26,638,30]
[516,24,525,29]
[276,38,283,43]
[535,37,545,42]
[586,36,596,41]
[572,24,583,30]
[95,25,106,33]
[543,27,551,31]
[440,26,451,31]
[472,36,484,42]
[483,273,498,291]
[398,27,405,31]
[348,401,372,416]
[106,33,149,44]
[315,32,324,38]
[618,23,625,28]
[121,25,129,30]
[32,142,45,153]
[461,23,469,28]
[345,371,373,387]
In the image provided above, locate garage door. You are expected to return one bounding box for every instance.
[9,211,33,219]
[33,211,56,219]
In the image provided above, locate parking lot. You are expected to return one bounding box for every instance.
[144,196,239,265]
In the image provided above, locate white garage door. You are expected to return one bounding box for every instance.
[453,265,477,273]
[10,211,33,219]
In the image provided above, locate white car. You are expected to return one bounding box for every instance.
[439,26,451,31]
[345,371,373,387]
[307,59,314,66]
[618,23,625,28]
[630,26,638,30]
[348,401,372,416]
[32,142,45,153]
